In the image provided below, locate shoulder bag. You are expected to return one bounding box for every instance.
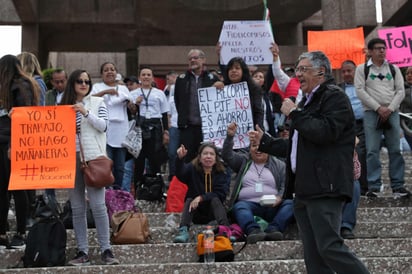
[79,134,115,188]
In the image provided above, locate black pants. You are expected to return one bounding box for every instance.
[180,197,229,228]
[0,143,27,235]
[179,126,203,163]
[134,119,165,187]
[294,197,369,274]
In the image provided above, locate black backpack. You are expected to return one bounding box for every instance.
[136,173,165,201]
[23,194,66,267]
[23,216,67,267]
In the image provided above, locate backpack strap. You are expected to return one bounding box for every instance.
[364,63,396,81]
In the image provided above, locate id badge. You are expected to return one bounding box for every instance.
[145,111,151,119]
[255,182,263,192]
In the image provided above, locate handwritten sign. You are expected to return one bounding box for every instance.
[378,25,412,67]
[198,82,253,149]
[308,27,365,69]
[218,20,275,65]
[9,106,76,190]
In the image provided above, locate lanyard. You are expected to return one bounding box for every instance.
[141,88,152,112]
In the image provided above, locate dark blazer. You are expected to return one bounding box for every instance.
[259,78,355,201]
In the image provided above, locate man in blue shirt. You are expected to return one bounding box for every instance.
[339,60,367,196]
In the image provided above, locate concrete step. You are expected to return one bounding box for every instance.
[0,257,410,274]
[1,238,411,270]
[7,206,412,230]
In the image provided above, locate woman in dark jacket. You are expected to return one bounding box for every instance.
[0,55,40,249]
[223,57,264,130]
[173,142,230,243]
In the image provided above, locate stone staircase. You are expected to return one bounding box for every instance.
[1,152,411,273]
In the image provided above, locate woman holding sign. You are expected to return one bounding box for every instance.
[223,57,264,130]
[60,69,119,266]
[0,55,40,249]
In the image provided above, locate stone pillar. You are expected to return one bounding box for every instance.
[21,23,48,68]
[321,0,357,30]
[125,48,139,77]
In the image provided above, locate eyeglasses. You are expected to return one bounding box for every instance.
[188,55,204,61]
[295,66,314,74]
[75,79,91,85]
[373,46,386,51]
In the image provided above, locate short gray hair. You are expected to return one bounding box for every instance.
[187,49,205,58]
[297,51,332,78]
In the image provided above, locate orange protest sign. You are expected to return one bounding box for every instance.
[8,106,76,190]
[308,27,365,69]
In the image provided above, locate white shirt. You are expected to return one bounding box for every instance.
[91,82,130,147]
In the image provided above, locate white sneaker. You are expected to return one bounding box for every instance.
[8,209,15,219]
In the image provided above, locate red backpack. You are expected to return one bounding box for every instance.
[165,176,188,213]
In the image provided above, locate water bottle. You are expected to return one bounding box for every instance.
[203,226,215,264]
[165,214,177,232]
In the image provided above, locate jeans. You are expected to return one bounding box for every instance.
[363,111,405,191]
[106,145,127,189]
[69,152,111,254]
[341,180,360,230]
[294,197,370,274]
[232,199,294,235]
[122,158,134,192]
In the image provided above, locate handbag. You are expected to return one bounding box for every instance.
[121,118,143,158]
[79,134,115,188]
[111,210,150,244]
[197,234,234,262]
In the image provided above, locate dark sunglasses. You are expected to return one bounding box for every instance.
[75,79,91,85]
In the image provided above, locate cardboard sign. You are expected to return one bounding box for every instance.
[9,106,76,190]
[378,25,412,67]
[218,20,275,65]
[308,27,365,69]
[198,82,253,149]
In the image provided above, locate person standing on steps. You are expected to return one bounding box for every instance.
[355,38,410,198]
[249,51,370,274]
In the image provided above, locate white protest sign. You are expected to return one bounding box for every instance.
[198,82,253,149]
[218,20,274,65]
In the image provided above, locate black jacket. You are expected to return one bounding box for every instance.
[175,157,230,203]
[259,78,355,201]
[174,70,219,128]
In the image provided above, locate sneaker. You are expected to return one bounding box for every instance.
[101,249,119,265]
[10,233,25,249]
[174,226,189,243]
[393,187,411,198]
[366,189,380,198]
[68,251,90,266]
[246,228,266,244]
[264,228,283,241]
[0,235,9,249]
[340,227,355,239]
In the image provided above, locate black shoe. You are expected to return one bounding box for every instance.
[393,187,411,198]
[340,228,355,239]
[101,249,119,265]
[246,228,266,244]
[264,228,283,241]
[0,235,9,249]
[366,190,380,198]
[10,233,25,249]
